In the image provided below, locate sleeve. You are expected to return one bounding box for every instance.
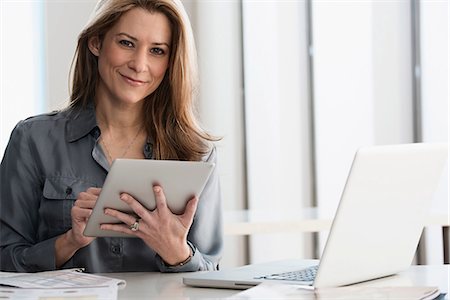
[0,121,58,272]
[156,146,223,272]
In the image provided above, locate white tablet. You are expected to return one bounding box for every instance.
[83,159,215,237]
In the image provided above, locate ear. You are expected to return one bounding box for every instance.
[88,36,101,56]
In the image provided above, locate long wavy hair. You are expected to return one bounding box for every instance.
[70,0,215,161]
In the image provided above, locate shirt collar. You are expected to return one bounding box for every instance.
[66,103,98,143]
[65,103,154,158]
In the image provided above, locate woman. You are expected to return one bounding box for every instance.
[0,0,222,273]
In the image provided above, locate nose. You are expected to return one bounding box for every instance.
[128,49,148,73]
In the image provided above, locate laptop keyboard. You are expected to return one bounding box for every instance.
[255,265,319,282]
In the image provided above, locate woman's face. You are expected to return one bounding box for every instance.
[89,8,172,106]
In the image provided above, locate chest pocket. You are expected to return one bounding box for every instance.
[41,177,94,234]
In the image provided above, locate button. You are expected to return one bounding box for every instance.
[92,127,101,139]
[111,245,122,254]
[144,143,153,158]
[65,187,73,195]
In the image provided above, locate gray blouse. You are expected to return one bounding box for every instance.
[0,105,223,273]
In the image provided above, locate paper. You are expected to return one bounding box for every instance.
[0,285,118,300]
[229,282,442,300]
[0,268,125,289]
[0,269,125,300]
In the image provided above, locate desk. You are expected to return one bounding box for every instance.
[108,264,449,299]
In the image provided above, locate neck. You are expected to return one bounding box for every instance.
[95,100,144,131]
[95,99,147,163]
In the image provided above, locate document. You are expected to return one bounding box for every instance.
[0,268,125,289]
[229,282,442,300]
[0,269,125,300]
[0,285,118,300]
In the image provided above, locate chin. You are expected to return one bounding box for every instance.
[117,94,148,105]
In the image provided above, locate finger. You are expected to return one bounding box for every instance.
[153,185,168,211]
[184,196,199,217]
[120,193,151,221]
[100,223,137,235]
[104,207,137,226]
[87,187,102,195]
[74,199,96,209]
[77,191,98,201]
[180,196,198,227]
[72,206,92,219]
[100,222,144,239]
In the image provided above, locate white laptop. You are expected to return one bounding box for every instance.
[183,143,448,289]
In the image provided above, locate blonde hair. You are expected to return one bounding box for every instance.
[70,0,215,161]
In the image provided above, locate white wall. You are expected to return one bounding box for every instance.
[186,1,248,267]
[312,1,376,221]
[312,0,414,252]
[0,1,95,160]
[420,0,449,264]
[0,1,46,159]
[242,0,314,263]
[45,1,96,110]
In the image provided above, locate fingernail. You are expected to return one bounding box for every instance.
[120,194,127,201]
[153,186,160,193]
[104,209,109,215]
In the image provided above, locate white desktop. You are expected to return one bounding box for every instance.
[108,265,449,299]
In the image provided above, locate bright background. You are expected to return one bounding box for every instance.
[1,0,448,268]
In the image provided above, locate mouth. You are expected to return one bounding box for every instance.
[120,73,147,86]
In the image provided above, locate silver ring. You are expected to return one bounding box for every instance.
[130,220,140,232]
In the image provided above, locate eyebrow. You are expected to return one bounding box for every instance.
[116,32,170,48]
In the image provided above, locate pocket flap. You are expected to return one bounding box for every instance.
[43,177,94,200]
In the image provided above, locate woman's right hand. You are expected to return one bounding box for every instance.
[68,187,101,247]
[55,187,100,268]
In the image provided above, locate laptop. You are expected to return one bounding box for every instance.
[183,143,448,289]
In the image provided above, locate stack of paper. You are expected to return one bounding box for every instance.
[0,268,125,300]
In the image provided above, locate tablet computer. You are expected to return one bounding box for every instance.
[83,159,215,237]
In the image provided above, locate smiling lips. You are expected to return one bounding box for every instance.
[120,73,147,86]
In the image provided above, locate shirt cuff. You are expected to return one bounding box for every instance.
[21,236,59,271]
[156,241,199,273]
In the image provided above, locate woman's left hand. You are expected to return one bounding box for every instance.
[100,185,198,265]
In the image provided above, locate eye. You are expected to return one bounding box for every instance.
[119,40,134,48]
[150,47,165,55]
